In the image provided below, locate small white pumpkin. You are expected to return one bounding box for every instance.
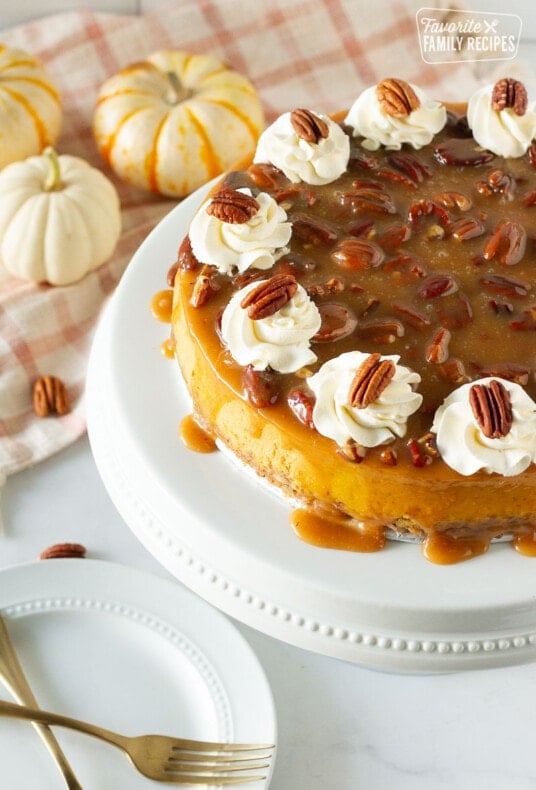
[93,50,265,198]
[0,148,121,285]
[0,44,62,170]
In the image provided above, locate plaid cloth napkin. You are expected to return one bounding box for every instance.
[0,0,500,501]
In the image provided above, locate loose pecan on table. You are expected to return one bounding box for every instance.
[491,78,528,116]
[39,543,87,560]
[469,379,513,439]
[32,375,70,418]
[375,78,420,117]
[348,352,395,409]
[206,189,260,223]
[290,108,329,143]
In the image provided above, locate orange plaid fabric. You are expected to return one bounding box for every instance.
[0,0,486,485]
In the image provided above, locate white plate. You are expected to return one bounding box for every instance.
[0,559,275,788]
[87,182,536,673]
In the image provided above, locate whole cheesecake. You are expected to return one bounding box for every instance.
[169,77,536,564]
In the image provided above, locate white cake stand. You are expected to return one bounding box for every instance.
[87,183,536,674]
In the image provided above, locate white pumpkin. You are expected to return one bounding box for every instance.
[0,44,62,170]
[0,148,121,285]
[93,50,265,198]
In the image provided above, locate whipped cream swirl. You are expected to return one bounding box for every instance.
[253,111,350,185]
[432,377,536,477]
[307,351,422,447]
[467,84,536,158]
[220,279,321,373]
[344,84,446,150]
[189,188,291,275]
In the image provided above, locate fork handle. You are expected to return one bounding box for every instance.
[0,617,84,790]
[0,698,128,753]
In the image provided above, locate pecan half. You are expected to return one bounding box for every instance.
[290,108,329,143]
[33,375,70,418]
[207,189,259,223]
[348,353,395,408]
[376,78,420,117]
[40,543,86,560]
[469,379,513,439]
[240,273,298,319]
[190,265,219,308]
[331,238,385,270]
[483,219,527,266]
[491,78,528,116]
[426,327,451,364]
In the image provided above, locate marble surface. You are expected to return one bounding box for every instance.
[3,434,536,790]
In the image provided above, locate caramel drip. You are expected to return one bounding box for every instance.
[422,533,489,564]
[151,289,174,323]
[160,337,176,358]
[179,414,217,453]
[291,508,386,553]
[512,526,536,557]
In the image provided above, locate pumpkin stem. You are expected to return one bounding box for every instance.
[165,70,191,104]
[43,147,62,191]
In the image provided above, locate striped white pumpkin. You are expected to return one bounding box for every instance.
[0,44,62,170]
[92,50,265,198]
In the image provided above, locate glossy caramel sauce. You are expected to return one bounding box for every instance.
[170,109,536,563]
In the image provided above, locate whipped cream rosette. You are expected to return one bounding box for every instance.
[307,351,422,448]
[432,377,536,477]
[344,78,446,151]
[253,108,350,185]
[189,187,291,275]
[220,274,321,374]
[468,78,536,158]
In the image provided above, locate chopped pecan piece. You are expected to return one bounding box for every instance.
[247,162,281,190]
[240,273,298,319]
[491,78,528,116]
[387,151,432,183]
[408,199,450,227]
[476,168,516,199]
[483,219,527,266]
[337,439,366,463]
[348,353,396,408]
[469,379,513,439]
[292,214,338,245]
[426,327,451,364]
[33,375,70,418]
[376,78,420,117]
[524,190,536,208]
[306,277,345,298]
[287,389,316,428]
[418,274,458,299]
[177,235,199,271]
[479,274,530,298]
[434,191,472,212]
[190,265,219,308]
[313,302,358,342]
[242,365,280,407]
[207,189,260,223]
[290,108,329,143]
[358,317,405,344]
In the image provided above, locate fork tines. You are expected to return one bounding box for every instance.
[165,744,274,784]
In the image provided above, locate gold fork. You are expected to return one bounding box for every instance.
[0,613,84,789]
[0,698,274,785]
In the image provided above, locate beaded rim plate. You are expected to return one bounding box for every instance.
[0,559,275,788]
[87,182,536,674]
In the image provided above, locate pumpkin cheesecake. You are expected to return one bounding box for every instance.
[169,77,536,564]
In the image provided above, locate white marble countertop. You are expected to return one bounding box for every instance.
[3,435,536,790]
